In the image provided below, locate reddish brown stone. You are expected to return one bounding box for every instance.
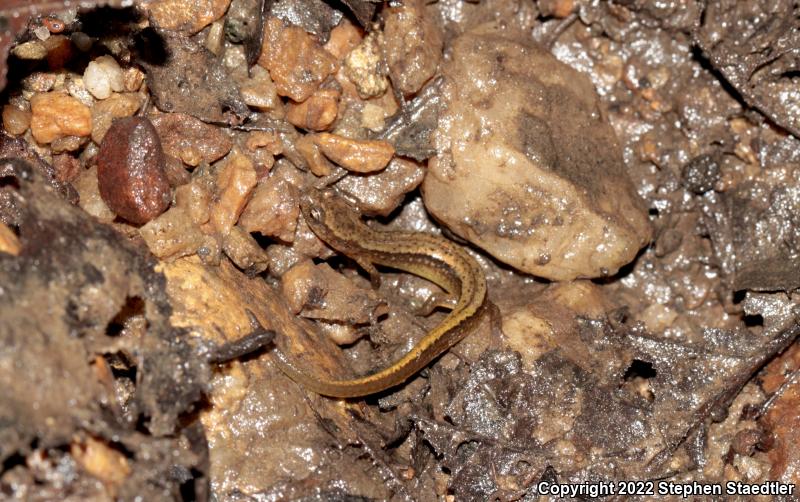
[43,35,73,70]
[97,117,172,224]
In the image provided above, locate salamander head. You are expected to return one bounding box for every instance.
[299,189,365,244]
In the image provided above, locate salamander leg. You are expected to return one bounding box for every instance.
[415,292,457,316]
[355,258,382,289]
[488,301,504,337]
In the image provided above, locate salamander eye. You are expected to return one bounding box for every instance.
[310,207,323,220]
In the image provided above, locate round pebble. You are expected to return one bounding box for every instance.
[83,55,124,100]
[97,117,172,224]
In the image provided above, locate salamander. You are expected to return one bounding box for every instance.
[271,189,488,398]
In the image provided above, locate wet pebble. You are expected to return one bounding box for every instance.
[222,225,268,273]
[210,152,257,234]
[313,133,394,173]
[258,16,338,102]
[239,66,283,114]
[143,0,231,34]
[97,117,172,224]
[336,158,425,216]
[74,164,116,222]
[140,206,206,259]
[151,113,232,167]
[424,23,651,280]
[83,55,124,100]
[91,92,143,143]
[286,88,340,131]
[239,175,299,242]
[2,105,31,135]
[30,92,92,144]
[343,31,388,99]
[383,0,442,96]
[11,41,47,60]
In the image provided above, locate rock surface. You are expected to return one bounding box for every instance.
[423,23,651,280]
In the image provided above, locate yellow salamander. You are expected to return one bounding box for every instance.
[272,189,488,398]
